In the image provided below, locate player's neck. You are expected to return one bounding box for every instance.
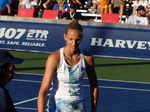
[64,46,80,56]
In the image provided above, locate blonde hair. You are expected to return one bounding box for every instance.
[65,20,83,37]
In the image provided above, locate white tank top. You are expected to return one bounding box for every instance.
[50,47,87,100]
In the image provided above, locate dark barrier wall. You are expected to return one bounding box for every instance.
[0,18,150,60]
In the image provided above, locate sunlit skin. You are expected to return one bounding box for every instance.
[64,29,82,56]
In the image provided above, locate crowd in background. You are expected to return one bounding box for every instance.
[1,0,150,24]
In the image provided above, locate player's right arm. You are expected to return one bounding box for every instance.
[37,50,60,112]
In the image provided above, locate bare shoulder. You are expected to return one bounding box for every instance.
[46,49,60,66]
[48,49,60,60]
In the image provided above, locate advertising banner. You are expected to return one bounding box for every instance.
[0,21,66,53]
[0,20,150,60]
[81,25,150,60]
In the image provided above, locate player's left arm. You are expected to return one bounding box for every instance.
[84,50,99,112]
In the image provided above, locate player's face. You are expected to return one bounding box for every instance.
[64,29,82,51]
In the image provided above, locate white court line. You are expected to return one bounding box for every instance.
[15,107,47,112]
[14,94,50,106]
[15,107,37,110]
[13,73,150,108]
[84,77,150,85]
[13,77,150,86]
[16,72,43,76]
[83,85,150,92]
[14,85,150,106]
[14,97,38,105]
[99,86,150,92]
[12,76,150,93]
[16,72,150,85]
[12,78,150,93]
[12,79,41,83]
[15,72,150,86]
[98,79,150,85]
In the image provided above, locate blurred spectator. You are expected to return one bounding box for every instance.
[18,0,23,8]
[113,0,126,20]
[146,2,150,13]
[70,0,83,9]
[8,0,12,9]
[40,0,51,9]
[98,0,114,14]
[8,0,12,5]
[11,0,19,9]
[88,0,100,14]
[37,0,57,9]
[21,0,37,9]
[53,0,69,11]
[18,0,41,17]
[0,0,11,15]
[125,0,133,15]
[132,0,148,14]
[61,3,83,20]
[127,5,148,24]
[88,0,113,14]
[9,0,19,15]
[53,0,69,18]
[86,0,92,9]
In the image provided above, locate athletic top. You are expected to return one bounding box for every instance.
[50,47,87,100]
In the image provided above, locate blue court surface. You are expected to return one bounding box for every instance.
[6,73,150,112]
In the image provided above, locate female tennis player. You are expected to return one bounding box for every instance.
[38,20,99,112]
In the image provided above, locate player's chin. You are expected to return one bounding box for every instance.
[71,46,78,50]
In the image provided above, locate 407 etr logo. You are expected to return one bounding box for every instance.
[0,28,49,40]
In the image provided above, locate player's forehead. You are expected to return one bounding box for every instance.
[66,29,82,38]
[67,29,80,34]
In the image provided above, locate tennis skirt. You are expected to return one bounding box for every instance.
[46,97,86,112]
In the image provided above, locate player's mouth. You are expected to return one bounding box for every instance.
[71,46,78,50]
